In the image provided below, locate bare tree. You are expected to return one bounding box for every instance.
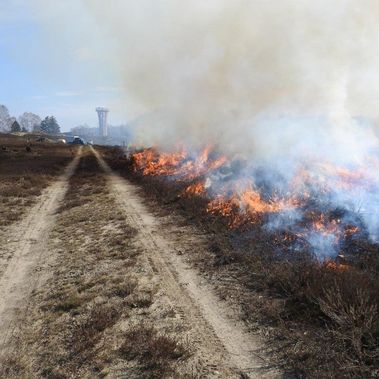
[18,112,42,132]
[0,105,12,132]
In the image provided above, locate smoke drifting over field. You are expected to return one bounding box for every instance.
[78,1,379,256]
[81,0,379,155]
[36,0,379,256]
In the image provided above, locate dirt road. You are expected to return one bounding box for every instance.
[92,147,278,378]
[0,146,278,378]
[0,147,82,363]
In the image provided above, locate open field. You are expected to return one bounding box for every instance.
[0,139,377,378]
[0,134,76,227]
[3,2,379,378]
[0,143,279,378]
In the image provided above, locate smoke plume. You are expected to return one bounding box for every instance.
[81,0,379,157]
[34,0,379,256]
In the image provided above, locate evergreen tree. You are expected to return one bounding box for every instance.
[40,116,60,134]
[11,120,21,132]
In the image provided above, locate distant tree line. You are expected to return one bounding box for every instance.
[0,104,61,135]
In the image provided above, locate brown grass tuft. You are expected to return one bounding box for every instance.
[119,326,186,377]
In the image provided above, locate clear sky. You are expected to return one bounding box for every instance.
[0,0,127,131]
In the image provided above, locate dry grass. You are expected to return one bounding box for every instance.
[1,150,191,378]
[119,326,187,378]
[105,148,379,379]
[0,133,75,226]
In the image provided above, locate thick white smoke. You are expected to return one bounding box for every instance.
[80,0,379,159]
[35,0,379,256]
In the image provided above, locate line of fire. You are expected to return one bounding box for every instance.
[114,143,379,270]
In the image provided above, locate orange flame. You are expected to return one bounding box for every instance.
[207,195,246,228]
[324,260,349,272]
[132,146,226,180]
[131,147,361,253]
[207,186,300,228]
[183,181,206,196]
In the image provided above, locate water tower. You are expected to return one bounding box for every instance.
[96,107,109,137]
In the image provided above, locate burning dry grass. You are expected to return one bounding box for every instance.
[116,145,379,261]
[0,133,75,226]
[132,146,227,180]
[104,146,379,378]
[0,150,191,378]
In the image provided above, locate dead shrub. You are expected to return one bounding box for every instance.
[108,279,137,298]
[126,292,153,309]
[318,279,379,367]
[119,327,186,377]
[53,291,83,313]
[0,356,26,378]
[70,303,122,355]
[84,304,121,334]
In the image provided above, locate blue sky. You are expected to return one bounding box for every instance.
[0,1,127,131]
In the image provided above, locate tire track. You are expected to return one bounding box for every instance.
[92,147,279,379]
[0,147,82,365]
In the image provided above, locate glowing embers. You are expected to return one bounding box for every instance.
[207,195,246,228]
[183,181,206,196]
[324,260,350,272]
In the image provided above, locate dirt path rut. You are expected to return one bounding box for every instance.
[0,147,82,361]
[92,147,278,379]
